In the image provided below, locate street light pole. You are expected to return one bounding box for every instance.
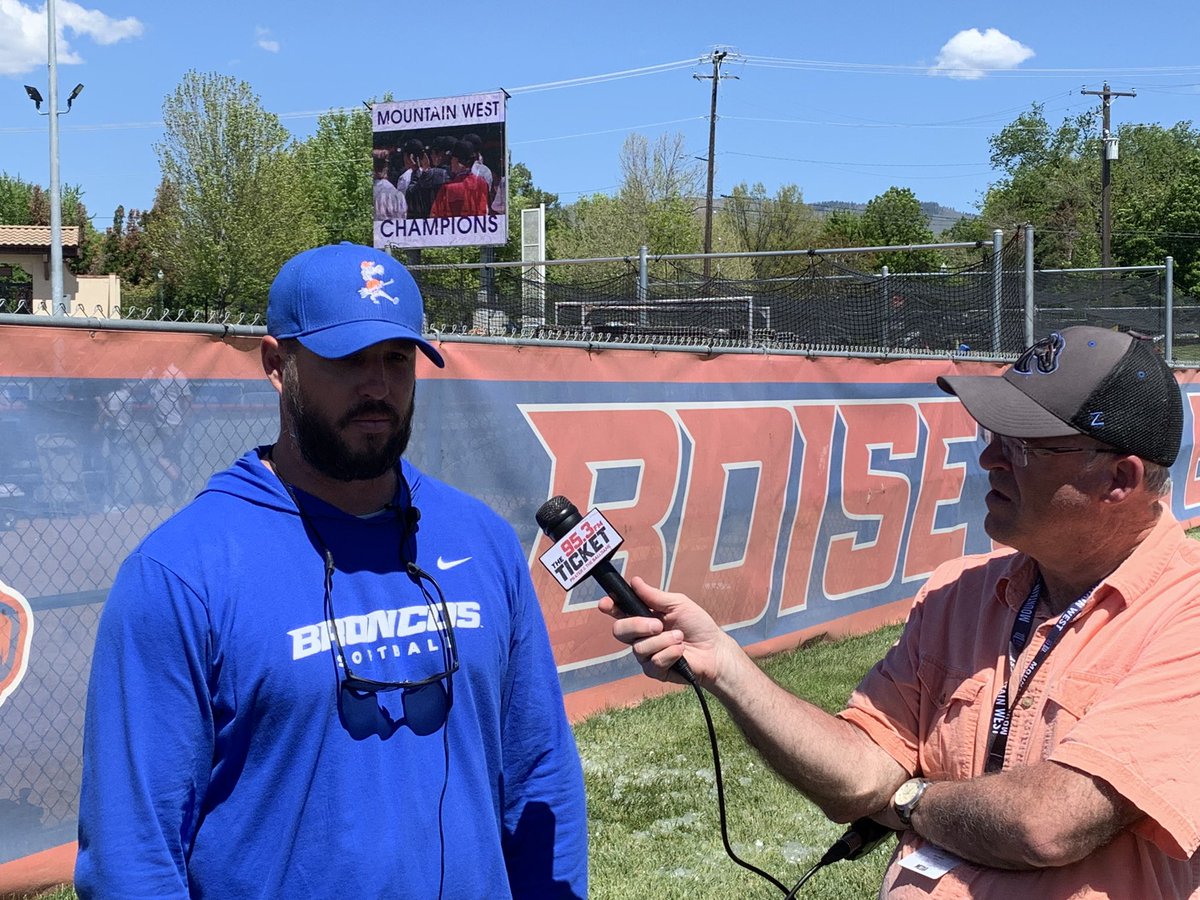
[23,0,83,313]
[46,0,63,311]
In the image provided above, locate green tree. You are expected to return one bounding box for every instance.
[819,206,869,249]
[974,106,1200,291]
[977,105,1099,267]
[721,181,822,278]
[293,105,374,247]
[0,172,97,272]
[1109,122,1200,293]
[88,205,163,308]
[495,159,559,264]
[150,70,321,318]
[553,132,703,262]
[859,187,939,272]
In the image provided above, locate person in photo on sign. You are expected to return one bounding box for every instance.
[405,135,453,219]
[76,241,587,899]
[605,325,1200,898]
[372,152,407,221]
[429,140,491,218]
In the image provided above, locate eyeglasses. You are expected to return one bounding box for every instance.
[321,550,459,696]
[980,429,1124,469]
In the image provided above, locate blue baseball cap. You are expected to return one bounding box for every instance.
[267,242,445,367]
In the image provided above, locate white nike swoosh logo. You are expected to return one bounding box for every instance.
[436,555,471,571]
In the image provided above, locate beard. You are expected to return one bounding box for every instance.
[283,363,414,482]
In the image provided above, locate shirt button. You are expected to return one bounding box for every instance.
[1019,696,1035,709]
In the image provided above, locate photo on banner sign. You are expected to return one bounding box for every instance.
[371,91,508,250]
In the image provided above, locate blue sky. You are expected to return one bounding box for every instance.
[2,0,1199,231]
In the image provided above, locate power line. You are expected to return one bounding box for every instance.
[741,55,1200,78]
[511,116,706,145]
[725,150,988,169]
[507,58,700,94]
[0,59,704,136]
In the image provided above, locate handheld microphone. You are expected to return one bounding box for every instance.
[535,495,694,684]
[820,817,895,866]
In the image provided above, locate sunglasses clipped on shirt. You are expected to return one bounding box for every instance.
[275,470,459,699]
[319,545,460,697]
[979,428,1125,469]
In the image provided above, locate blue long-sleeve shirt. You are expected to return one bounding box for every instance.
[76,450,587,899]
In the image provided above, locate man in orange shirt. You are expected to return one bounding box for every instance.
[429,141,490,218]
[606,325,1200,898]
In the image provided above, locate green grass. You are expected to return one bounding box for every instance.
[581,623,904,899]
[28,622,903,900]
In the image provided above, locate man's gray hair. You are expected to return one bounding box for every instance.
[1143,460,1172,496]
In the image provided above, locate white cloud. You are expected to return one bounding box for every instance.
[58,0,142,44]
[0,0,143,76]
[930,28,1034,79]
[255,25,279,53]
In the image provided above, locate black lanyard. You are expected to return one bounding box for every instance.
[984,580,1093,773]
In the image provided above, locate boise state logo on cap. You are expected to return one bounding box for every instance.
[267,242,445,367]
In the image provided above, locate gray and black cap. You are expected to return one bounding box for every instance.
[937,325,1182,467]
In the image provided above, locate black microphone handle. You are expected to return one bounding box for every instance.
[590,560,696,684]
[590,560,654,617]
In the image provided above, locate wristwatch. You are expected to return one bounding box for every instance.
[892,777,931,827]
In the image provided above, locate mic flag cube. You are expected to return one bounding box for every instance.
[537,506,624,591]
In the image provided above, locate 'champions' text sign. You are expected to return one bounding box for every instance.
[371,91,508,251]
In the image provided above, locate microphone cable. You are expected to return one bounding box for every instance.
[690,679,791,893]
[687,679,896,895]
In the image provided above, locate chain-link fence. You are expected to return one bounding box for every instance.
[0,367,276,862]
[5,229,1195,362]
[406,231,1195,361]
[412,237,1028,354]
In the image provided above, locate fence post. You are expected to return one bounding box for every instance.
[992,229,1003,353]
[880,265,891,347]
[1024,224,1035,347]
[1165,256,1175,364]
[480,245,495,309]
[637,246,649,325]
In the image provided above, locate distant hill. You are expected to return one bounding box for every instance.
[810,200,977,236]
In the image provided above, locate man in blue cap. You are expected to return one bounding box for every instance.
[76,243,587,899]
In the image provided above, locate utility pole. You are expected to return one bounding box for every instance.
[1081,82,1135,268]
[694,49,737,280]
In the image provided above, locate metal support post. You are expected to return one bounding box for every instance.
[991,229,1003,353]
[880,265,890,347]
[1024,224,1035,347]
[637,244,649,304]
[1165,256,1174,364]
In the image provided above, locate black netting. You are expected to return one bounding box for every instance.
[409,236,1035,354]
[1033,269,1169,337]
